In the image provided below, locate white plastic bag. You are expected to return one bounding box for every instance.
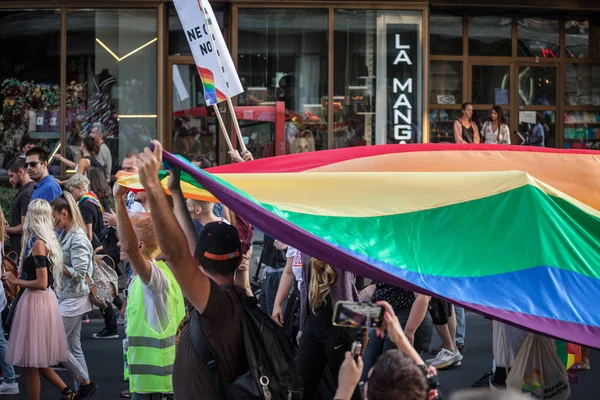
[506,333,570,400]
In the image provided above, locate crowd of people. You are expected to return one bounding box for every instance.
[0,126,589,400]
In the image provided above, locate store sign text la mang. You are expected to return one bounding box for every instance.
[392,34,413,143]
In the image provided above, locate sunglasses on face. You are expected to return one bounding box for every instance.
[24,161,41,168]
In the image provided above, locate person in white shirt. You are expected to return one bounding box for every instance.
[113,182,184,400]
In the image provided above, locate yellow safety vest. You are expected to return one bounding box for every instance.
[126,260,185,393]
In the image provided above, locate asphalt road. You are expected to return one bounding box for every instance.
[2,312,593,399]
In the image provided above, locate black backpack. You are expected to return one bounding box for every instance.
[190,292,303,400]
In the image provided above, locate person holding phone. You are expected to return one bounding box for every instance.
[295,257,362,400]
[333,301,441,400]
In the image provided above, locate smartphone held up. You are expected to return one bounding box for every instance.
[332,301,385,329]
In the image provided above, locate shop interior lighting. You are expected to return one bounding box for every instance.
[48,142,61,163]
[96,38,158,62]
[118,115,158,119]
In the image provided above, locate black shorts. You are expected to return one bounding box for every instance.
[429,298,453,326]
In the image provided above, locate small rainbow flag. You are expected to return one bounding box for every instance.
[197,66,227,105]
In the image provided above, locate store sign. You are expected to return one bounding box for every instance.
[387,24,420,144]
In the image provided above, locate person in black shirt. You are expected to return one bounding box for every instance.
[65,174,103,249]
[136,142,247,399]
[6,158,35,256]
[361,284,433,382]
[258,235,287,315]
[85,167,112,212]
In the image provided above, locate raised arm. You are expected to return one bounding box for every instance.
[376,300,424,365]
[113,183,152,284]
[137,141,211,312]
[55,154,77,169]
[166,169,198,256]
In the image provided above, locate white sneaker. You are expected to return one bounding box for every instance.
[0,382,19,395]
[426,348,462,369]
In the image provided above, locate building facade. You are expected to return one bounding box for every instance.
[0,0,598,177]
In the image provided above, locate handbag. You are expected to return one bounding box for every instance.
[3,288,23,336]
[85,255,118,310]
[1,250,19,304]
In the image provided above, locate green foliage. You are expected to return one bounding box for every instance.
[0,185,16,223]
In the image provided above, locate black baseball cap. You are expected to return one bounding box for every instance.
[195,221,241,262]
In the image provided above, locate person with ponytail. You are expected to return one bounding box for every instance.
[51,192,98,399]
[296,256,362,400]
[4,199,74,400]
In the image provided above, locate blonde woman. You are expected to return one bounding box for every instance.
[4,199,75,400]
[0,206,19,395]
[296,257,361,400]
[51,193,98,398]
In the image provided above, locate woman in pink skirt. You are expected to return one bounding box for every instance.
[5,199,77,400]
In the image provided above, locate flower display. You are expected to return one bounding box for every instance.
[0,78,88,154]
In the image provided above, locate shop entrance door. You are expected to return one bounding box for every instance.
[514,63,558,148]
[468,62,513,140]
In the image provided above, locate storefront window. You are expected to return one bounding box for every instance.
[66,9,157,175]
[168,4,226,56]
[333,10,423,147]
[171,65,219,163]
[565,20,589,58]
[518,66,556,106]
[472,66,510,105]
[517,18,559,58]
[333,10,376,148]
[429,109,461,143]
[430,15,463,56]
[519,110,556,148]
[469,16,512,57]
[564,111,600,150]
[564,64,600,106]
[429,61,462,105]
[237,9,328,154]
[0,10,61,176]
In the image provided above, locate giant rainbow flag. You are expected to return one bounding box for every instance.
[119,144,600,349]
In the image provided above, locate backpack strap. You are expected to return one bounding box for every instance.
[189,310,229,397]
